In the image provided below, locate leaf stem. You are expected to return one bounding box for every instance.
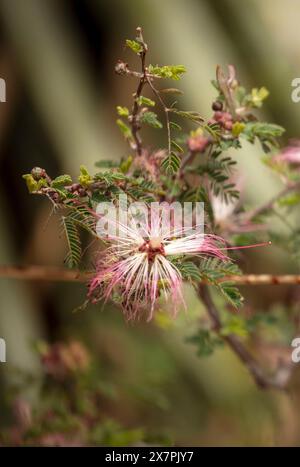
[146,75,171,156]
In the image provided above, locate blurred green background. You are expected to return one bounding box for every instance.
[0,0,300,446]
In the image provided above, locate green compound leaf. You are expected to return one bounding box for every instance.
[62,216,82,268]
[161,152,181,175]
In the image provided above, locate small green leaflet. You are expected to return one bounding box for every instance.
[148,64,186,81]
[242,122,285,149]
[116,119,132,139]
[51,174,72,188]
[137,96,155,107]
[171,140,184,153]
[178,262,201,282]
[170,122,182,131]
[160,88,184,95]
[169,109,204,123]
[94,171,126,186]
[140,111,163,129]
[116,106,129,117]
[125,39,143,54]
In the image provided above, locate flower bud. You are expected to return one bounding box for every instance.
[187,135,210,153]
[115,60,128,75]
[78,187,87,197]
[224,120,233,131]
[212,101,223,111]
[31,167,46,180]
[213,111,223,121]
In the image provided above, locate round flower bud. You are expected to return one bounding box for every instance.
[31,167,46,180]
[224,120,233,131]
[212,101,223,111]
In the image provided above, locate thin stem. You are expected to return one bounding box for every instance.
[198,285,293,390]
[244,181,300,222]
[129,27,147,156]
[0,265,92,282]
[146,75,171,156]
[130,73,145,155]
[216,65,237,118]
[123,70,160,80]
[273,208,295,233]
[1,266,300,285]
[178,151,195,177]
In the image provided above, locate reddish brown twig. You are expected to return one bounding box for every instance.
[1,265,300,285]
[129,27,147,156]
[0,265,92,282]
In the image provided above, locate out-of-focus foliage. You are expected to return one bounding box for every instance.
[0,340,170,446]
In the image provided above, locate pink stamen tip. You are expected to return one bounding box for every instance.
[223,241,271,251]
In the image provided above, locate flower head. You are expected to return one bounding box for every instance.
[88,207,227,320]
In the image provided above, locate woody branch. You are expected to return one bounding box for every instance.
[1,265,300,285]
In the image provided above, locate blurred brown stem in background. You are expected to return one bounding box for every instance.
[198,285,294,390]
[1,265,300,285]
[0,265,92,282]
[243,181,300,222]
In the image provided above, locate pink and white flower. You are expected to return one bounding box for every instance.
[88,210,227,320]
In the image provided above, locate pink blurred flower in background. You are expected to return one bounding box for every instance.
[273,140,300,166]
